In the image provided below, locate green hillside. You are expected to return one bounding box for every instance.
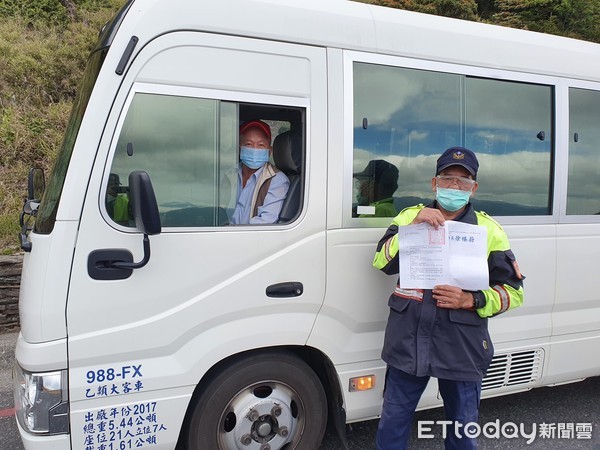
[0,0,124,253]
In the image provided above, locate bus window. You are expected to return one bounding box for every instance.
[352,63,461,217]
[352,62,554,218]
[104,92,305,227]
[567,87,600,215]
[465,77,553,216]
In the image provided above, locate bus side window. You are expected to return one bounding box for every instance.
[351,62,553,219]
[567,87,600,215]
[105,92,306,228]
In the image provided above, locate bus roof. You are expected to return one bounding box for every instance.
[119,0,600,82]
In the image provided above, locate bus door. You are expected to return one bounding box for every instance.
[65,32,327,448]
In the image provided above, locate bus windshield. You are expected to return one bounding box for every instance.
[34,48,106,234]
[34,0,135,233]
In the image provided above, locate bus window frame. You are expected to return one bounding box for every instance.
[343,50,566,228]
[100,82,310,232]
[560,79,600,224]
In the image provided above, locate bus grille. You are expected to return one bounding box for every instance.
[482,349,543,390]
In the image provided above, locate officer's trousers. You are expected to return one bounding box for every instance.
[375,365,482,450]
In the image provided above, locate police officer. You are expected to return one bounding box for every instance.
[373,147,524,449]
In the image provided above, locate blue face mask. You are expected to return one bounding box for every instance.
[436,187,471,212]
[240,146,270,169]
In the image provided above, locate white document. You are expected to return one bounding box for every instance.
[398,221,489,290]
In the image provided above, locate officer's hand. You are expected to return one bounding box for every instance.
[432,285,473,309]
[412,208,445,229]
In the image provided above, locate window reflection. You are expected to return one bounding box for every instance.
[567,88,600,215]
[465,78,552,215]
[353,62,553,217]
[109,93,234,227]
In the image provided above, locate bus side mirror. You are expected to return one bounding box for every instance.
[129,170,161,235]
[88,171,161,278]
[28,167,45,201]
[19,168,46,252]
[109,171,161,270]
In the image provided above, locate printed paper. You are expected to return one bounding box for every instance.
[398,221,489,290]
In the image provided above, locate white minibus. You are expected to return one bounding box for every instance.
[14,0,600,448]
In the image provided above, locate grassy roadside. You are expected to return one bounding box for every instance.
[0,1,124,254]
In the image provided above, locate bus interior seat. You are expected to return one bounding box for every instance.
[273,130,303,223]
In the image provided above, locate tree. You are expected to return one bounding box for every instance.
[368,0,479,21]
[357,0,600,43]
[490,0,600,42]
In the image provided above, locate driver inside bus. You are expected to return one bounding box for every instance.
[354,159,399,217]
[230,120,290,224]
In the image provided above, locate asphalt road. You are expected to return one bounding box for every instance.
[319,377,600,449]
[1,330,599,449]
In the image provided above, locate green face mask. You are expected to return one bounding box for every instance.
[436,187,471,211]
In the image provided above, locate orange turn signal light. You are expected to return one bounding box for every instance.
[349,375,375,392]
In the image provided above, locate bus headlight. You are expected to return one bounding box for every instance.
[13,363,69,434]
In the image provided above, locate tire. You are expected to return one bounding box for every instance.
[186,350,328,450]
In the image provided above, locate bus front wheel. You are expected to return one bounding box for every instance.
[186,350,328,449]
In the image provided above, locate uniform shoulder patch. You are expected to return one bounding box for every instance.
[400,204,424,214]
[396,204,425,225]
[476,210,504,231]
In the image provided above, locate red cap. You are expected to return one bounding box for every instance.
[239,120,271,142]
